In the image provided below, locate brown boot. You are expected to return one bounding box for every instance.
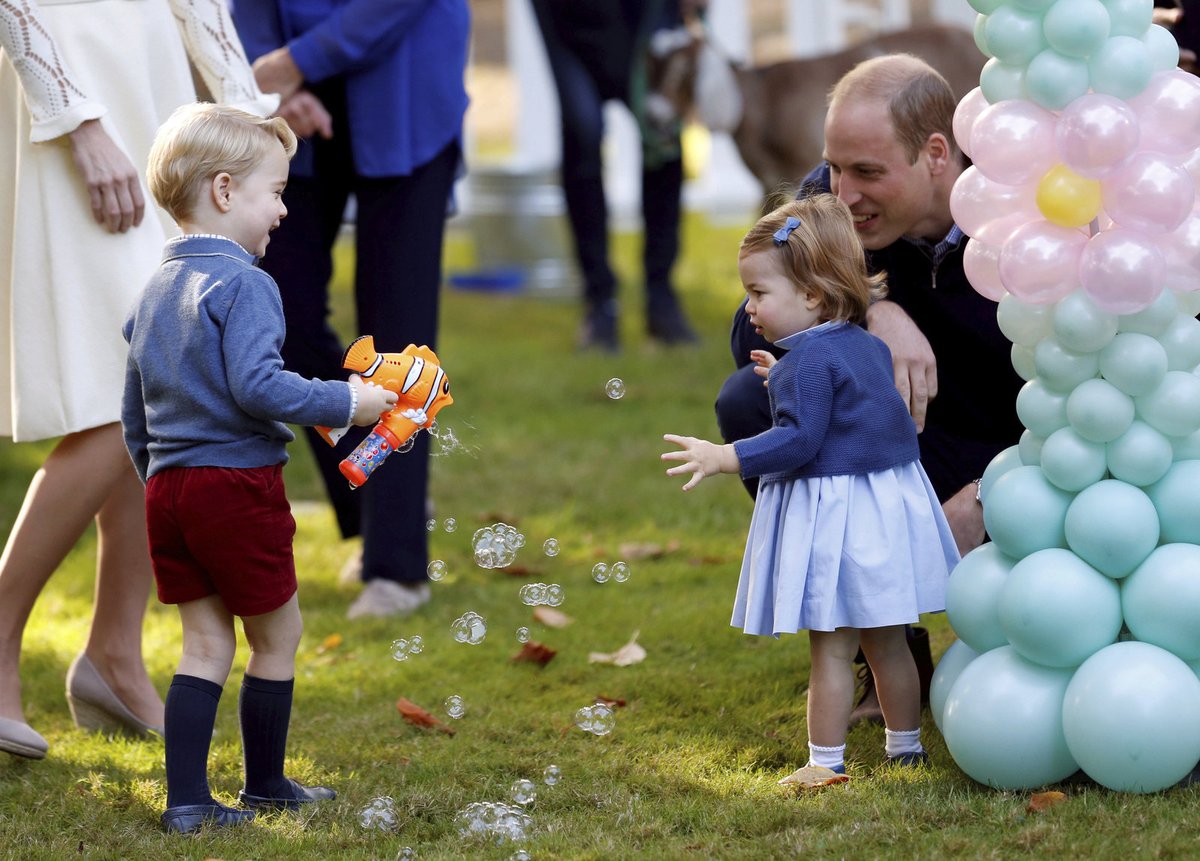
[848,664,884,728]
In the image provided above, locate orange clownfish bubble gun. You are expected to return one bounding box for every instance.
[315,336,453,487]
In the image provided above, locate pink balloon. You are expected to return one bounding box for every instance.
[1080,228,1165,314]
[971,100,1059,185]
[964,237,1008,301]
[1103,151,1196,234]
[977,211,1042,247]
[950,166,1038,238]
[1158,210,1200,293]
[954,87,990,159]
[1184,145,1200,186]
[999,220,1088,304]
[1055,93,1140,179]
[1128,69,1200,156]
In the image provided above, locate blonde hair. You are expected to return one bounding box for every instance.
[740,195,886,325]
[147,103,297,221]
[828,54,958,165]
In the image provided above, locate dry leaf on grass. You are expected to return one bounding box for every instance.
[395,696,455,735]
[1026,790,1067,813]
[777,765,850,790]
[588,631,646,666]
[315,633,343,654]
[500,565,537,577]
[512,641,557,665]
[594,695,626,708]
[616,539,681,560]
[532,607,573,628]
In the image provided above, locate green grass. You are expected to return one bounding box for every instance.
[2,214,1199,859]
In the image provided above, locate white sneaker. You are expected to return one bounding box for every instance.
[346,579,431,620]
[337,547,363,587]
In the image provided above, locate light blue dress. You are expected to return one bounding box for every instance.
[731,323,960,637]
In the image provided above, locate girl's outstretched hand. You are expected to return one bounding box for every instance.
[750,349,777,385]
[661,434,739,491]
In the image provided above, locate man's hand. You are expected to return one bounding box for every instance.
[67,119,145,233]
[943,482,985,556]
[277,91,333,140]
[253,46,304,100]
[661,433,739,491]
[867,300,938,431]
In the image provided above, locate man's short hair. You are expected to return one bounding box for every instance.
[147,103,297,222]
[828,54,959,165]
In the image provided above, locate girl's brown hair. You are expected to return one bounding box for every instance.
[740,194,886,325]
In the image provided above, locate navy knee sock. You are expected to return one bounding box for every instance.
[164,674,222,808]
[239,674,295,798]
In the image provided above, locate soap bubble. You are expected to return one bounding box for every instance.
[454,801,532,845]
[389,635,422,661]
[427,559,447,582]
[542,764,561,786]
[359,796,398,831]
[425,518,437,532]
[516,626,530,643]
[605,378,626,399]
[510,778,537,806]
[443,517,458,533]
[445,694,466,719]
[574,702,616,736]
[396,848,417,861]
[451,611,487,645]
[408,635,423,654]
[592,562,611,583]
[519,583,557,606]
[543,538,560,557]
[473,522,524,569]
[545,584,564,607]
[611,561,630,583]
[511,851,531,861]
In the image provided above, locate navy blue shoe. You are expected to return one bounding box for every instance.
[804,761,846,775]
[238,777,337,811]
[161,801,255,834]
[886,751,930,767]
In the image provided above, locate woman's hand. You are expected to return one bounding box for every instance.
[277,91,333,140]
[67,119,145,233]
[253,47,304,100]
[661,433,739,491]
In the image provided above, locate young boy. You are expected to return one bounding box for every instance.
[122,103,397,834]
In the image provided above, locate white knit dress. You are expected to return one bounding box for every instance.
[0,0,276,441]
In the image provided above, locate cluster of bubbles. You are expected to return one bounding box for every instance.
[605,378,626,400]
[454,801,533,845]
[431,424,471,458]
[445,694,466,719]
[510,778,537,806]
[358,796,398,831]
[451,611,487,645]
[389,635,424,662]
[591,561,631,584]
[574,703,616,736]
[517,582,564,607]
[427,559,447,582]
[516,626,530,643]
[542,538,560,557]
[473,523,526,569]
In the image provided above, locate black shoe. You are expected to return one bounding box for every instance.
[647,305,698,345]
[578,305,619,352]
[239,777,337,811]
[885,751,930,767]
[848,664,884,728]
[161,801,255,834]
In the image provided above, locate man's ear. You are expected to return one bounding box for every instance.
[924,132,950,176]
[211,172,234,213]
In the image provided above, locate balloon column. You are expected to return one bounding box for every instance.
[937,0,1200,793]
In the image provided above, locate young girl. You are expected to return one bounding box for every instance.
[662,195,959,777]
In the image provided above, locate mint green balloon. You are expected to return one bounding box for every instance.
[983,465,1073,557]
[1063,641,1200,792]
[947,542,1017,653]
[1017,379,1070,437]
[986,4,1048,65]
[931,639,981,732]
[1054,290,1118,353]
[1119,286,1177,335]
[1026,49,1092,110]
[1144,23,1181,70]
[1146,459,1200,543]
[999,292,1054,345]
[1101,0,1153,36]
[1123,544,1200,660]
[1019,429,1045,465]
[1067,377,1136,442]
[1012,0,1057,10]
[1090,36,1154,99]
[1098,332,1168,396]
[1011,343,1037,381]
[942,646,1078,789]
[1157,314,1200,371]
[974,13,992,57]
[1041,426,1108,490]
[1064,479,1160,578]
[969,0,1006,13]
[1035,336,1100,392]
[1176,289,1200,317]
[1135,370,1200,436]
[1045,0,1111,57]
[980,444,1024,503]
[1105,420,1173,485]
[1173,429,1200,460]
[980,57,1028,103]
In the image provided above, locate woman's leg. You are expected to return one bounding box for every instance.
[806,627,861,748]
[859,625,921,732]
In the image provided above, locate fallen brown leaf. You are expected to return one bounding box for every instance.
[588,631,646,666]
[501,565,537,577]
[594,695,626,708]
[778,765,850,790]
[532,607,573,628]
[315,633,343,654]
[395,696,456,735]
[512,641,557,665]
[616,539,681,560]
[1026,790,1067,813]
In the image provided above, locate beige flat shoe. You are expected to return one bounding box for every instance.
[65,653,163,738]
[0,716,48,759]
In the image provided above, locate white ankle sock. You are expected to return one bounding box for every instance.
[885,728,923,758]
[807,742,846,770]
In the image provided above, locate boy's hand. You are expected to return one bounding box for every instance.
[750,349,776,385]
[349,375,398,426]
[661,434,739,491]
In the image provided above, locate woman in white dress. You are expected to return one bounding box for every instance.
[0,0,276,759]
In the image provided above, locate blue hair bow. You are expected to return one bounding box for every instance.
[773,216,801,246]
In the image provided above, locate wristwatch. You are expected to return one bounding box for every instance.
[973,477,983,503]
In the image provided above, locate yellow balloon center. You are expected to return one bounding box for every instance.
[1036,164,1102,228]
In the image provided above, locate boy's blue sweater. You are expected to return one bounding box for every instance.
[122,235,352,483]
[733,322,920,484]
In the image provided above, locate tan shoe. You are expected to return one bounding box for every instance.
[347,579,431,619]
[65,653,163,737]
[0,717,48,759]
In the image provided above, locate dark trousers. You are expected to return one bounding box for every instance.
[259,83,459,584]
[530,0,684,313]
